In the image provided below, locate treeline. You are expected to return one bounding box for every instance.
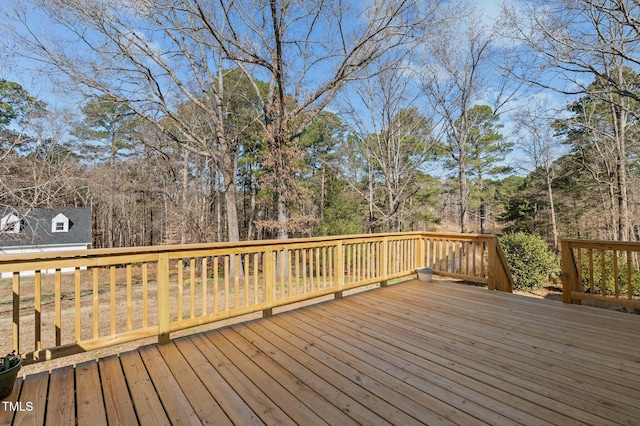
[2,1,640,249]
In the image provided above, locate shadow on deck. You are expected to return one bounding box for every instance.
[2,279,639,425]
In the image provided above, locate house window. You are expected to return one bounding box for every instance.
[1,214,20,234]
[51,213,70,233]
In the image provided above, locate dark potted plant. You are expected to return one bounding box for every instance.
[0,351,21,400]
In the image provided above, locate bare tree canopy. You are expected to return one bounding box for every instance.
[502,0,640,101]
[3,0,427,240]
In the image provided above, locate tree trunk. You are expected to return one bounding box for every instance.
[613,104,630,241]
[220,166,240,243]
[215,170,222,243]
[247,163,257,241]
[368,165,375,233]
[546,173,559,251]
[459,163,467,234]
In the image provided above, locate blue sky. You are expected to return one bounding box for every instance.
[0,0,566,176]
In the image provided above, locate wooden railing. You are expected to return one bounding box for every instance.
[561,238,640,309]
[0,232,512,363]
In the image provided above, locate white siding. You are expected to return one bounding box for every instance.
[0,244,89,278]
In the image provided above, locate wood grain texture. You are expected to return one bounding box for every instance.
[15,279,639,425]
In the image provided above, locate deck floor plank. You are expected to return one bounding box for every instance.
[355,283,640,395]
[216,326,357,426]
[75,361,107,426]
[350,284,640,422]
[9,279,640,425]
[231,321,393,426]
[189,332,296,426]
[252,317,427,426]
[45,365,74,425]
[325,292,625,426]
[282,308,530,425]
[12,372,47,426]
[0,377,22,425]
[157,341,232,425]
[118,350,170,425]
[411,283,640,364]
[172,336,264,425]
[137,345,201,425]
[207,328,333,426]
[386,284,640,398]
[99,355,138,425]
[295,303,571,426]
[269,314,467,425]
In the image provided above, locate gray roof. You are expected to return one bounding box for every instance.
[0,207,92,248]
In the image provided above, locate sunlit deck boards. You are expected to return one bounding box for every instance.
[3,279,640,425]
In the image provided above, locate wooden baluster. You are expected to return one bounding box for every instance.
[177,260,183,321]
[93,267,99,339]
[75,268,81,341]
[589,249,594,294]
[35,271,41,352]
[126,265,132,332]
[288,250,293,297]
[157,253,170,344]
[335,242,344,298]
[627,251,633,300]
[303,249,308,292]
[191,258,196,318]
[12,272,19,354]
[264,248,275,317]
[110,266,116,335]
[613,250,619,298]
[315,247,321,291]
[203,257,208,315]
[213,256,219,314]
[254,253,260,304]
[235,255,241,308]
[381,237,389,287]
[577,249,582,293]
[600,250,606,297]
[142,263,148,328]
[55,269,62,346]
[244,254,249,308]
[294,250,300,296]
[224,256,230,310]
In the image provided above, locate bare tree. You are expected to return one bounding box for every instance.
[420,3,518,233]
[515,100,565,250]
[503,0,640,240]
[195,0,427,238]
[4,0,249,242]
[5,0,429,242]
[340,61,436,232]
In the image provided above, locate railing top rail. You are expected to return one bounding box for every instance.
[562,238,640,251]
[0,231,498,265]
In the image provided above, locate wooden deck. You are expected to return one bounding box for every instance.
[2,279,639,425]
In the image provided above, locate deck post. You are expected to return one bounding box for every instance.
[263,247,275,317]
[487,238,497,291]
[494,239,514,292]
[416,236,425,269]
[561,240,581,304]
[157,252,171,344]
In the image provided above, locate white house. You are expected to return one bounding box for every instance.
[0,207,92,277]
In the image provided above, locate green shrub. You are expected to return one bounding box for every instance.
[499,232,560,290]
